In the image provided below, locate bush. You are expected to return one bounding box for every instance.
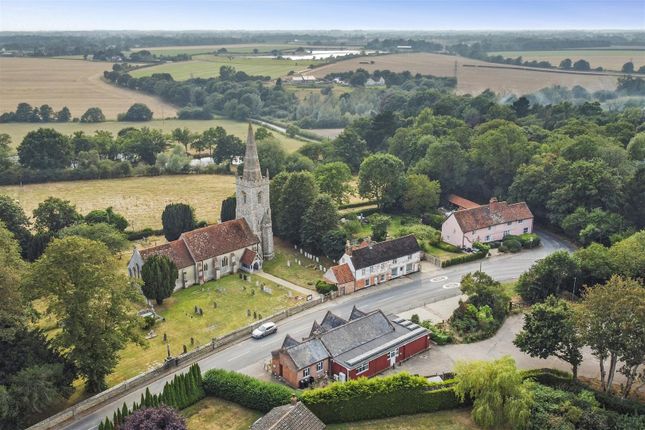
[421,213,445,229]
[202,369,293,413]
[518,233,541,248]
[420,321,452,345]
[441,250,486,267]
[438,241,462,253]
[120,406,186,430]
[338,201,378,210]
[500,238,521,253]
[315,280,338,295]
[301,373,462,424]
[125,228,164,241]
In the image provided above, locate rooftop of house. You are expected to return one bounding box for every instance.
[327,263,355,285]
[139,239,194,269]
[180,218,259,262]
[452,198,533,232]
[447,194,480,210]
[350,235,421,270]
[281,338,330,370]
[251,401,325,430]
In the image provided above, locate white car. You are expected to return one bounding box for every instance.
[252,322,277,339]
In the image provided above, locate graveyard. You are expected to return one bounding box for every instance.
[262,239,334,290]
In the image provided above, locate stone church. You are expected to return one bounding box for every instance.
[128,124,274,290]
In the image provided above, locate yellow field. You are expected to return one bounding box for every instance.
[489,49,645,71]
[305,53,619,95]
[0,118,305,153]
[0,174,236,230]
[0,57,177,120]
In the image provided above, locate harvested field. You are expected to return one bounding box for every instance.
[0,57,177,120]
[0,118,305,153]
[489,49,645,71]
[130,43,360,56]
[305,53,619,95]
[0,174,236,230]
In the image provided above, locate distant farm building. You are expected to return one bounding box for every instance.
[289,75,317,84]
[365,77,386,87]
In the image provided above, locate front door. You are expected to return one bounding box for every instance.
[388,348,398,367]
[279,364,283,377]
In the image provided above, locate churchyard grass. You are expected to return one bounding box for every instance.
[262,239,330,290]
[107,274,299,385]
[183,397,262,430]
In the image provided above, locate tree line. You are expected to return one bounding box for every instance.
[0,102,152,123]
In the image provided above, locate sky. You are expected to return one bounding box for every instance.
[0,0,643,32]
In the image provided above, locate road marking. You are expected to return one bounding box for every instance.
[227,350,250,362]
[442,282,460,289]
[430,276,448,283]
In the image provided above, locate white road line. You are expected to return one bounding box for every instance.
[226,350,250,362]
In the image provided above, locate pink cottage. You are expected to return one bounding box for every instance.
[441,198,534,248]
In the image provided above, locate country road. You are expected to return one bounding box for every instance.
[62,229,571,430]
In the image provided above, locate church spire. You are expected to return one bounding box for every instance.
[242,123,262,182]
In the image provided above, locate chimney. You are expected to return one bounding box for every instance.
[291,394,298,405]
[345,240,352,256]
[489,197,498,204]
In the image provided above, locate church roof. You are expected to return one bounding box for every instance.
[242,123,263,182]
[180,218,259,262]
[139,240,194,269]
[240,248,258,266]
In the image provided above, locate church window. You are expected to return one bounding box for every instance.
[257,192,262,203]
[242,191,247,204]
[204,262,209,271]
[222,256,229,267]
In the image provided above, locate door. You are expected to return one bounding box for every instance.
[388,348,398,367]
[279,364,283,377]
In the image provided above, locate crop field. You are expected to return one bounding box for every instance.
[129,43,301,56]
[0,57,177,120]
[488,49,645,71]
[0,117,305,153]
[129,54,322,80]
[304,53,619,95]
[0,174,236,230]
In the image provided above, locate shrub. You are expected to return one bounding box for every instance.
[500,238,521,253]
[338,201,378,210]
[301,373,462,424]
[421,213,445,229]
[441,250,486,267]
[437,241,461,253]
[518,233,541,248]
[120,406,186,430]
[202,369,293,413]
[315,280,338,295]
[125,228,165,241]
[420,320,452,345]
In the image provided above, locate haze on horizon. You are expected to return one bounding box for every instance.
[1,0,643,32]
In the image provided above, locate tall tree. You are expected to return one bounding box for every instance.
[33,197,80,233]
[460,271,510,322]
[29,237,139,392]
[369,214,390,242]
[161,203,196,241]
[171,127,194,155]
[514,296,583,379]
[85,207,129,231]
[278,172,318,244]
[516,251,579,303]
[412,140,469,195]
[58,223,128,254]
[80,107,106,123]
[609,230,645,279]
[332,129,366,172]
[269,172,291,235]
[141,255,178,305]
[121,127,168,165]
[358,153,406,210]
[121,103,153,121]
[213,134,244,165]
[0,222,27,342]
[257,139,287,177]
[300,194,339,254]
[220,196,236,222]
[313,162,353,205]
[18,128,72,170]
[403,174,440,215]
[0,195,32,256]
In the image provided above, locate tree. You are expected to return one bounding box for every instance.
[285,124,299,138]
[369,214,390,242]
[33,197,80,233]
[626,132,645,161]
[313,162,353,205]
[0,222,27,342]
[572,243,615,288]
[141,255,178,305]
[332,129,366,172]
[85,207,129,231]
[573,59,591,71]
[278,172,318,244]
[56,106,71,122]
[321,229,348,260]
[621,61,635,74]
[121,103,153,121]
[453,356,532,429]
[559,58,572,69]
[121,405,187,430]
[30,237,139,392]
[514,296,583,379]
[80,107,106,123]
[0,195,32,255]
[576,276,645,396]
[285,152,314,172]
[511,96,530,117]
[269,172,290,234]
[18,128,72,170]
[39,104,54,122]
[213,134,244,165]
[301,194,338,254]
[121,127,168,165]
[608,230,645,279]
[254,127,272,140]
[220,196,236,222]
[161,203,196,241]
[257,139,287,177]
[412,140,469,195]
[171,127,194,155]
[460,271,510,322]
[199,126,226,157]
[387,127,431,168]
[561,207,624,246]
[403,174,440,215]
[516,251,579,303]
[358,153,406,210]
[58,223,128,253]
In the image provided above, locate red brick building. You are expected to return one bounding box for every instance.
[271,307,430,388]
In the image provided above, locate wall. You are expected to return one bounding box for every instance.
[441,214,464,247]
[463,218,533,245]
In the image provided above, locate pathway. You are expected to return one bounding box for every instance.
[257,270,321,299]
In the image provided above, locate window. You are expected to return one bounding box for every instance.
[365,278,371,287]
[361,268,366,277]
[408,254,412,260]
[356,363,369,374]
[391,267,398,277]
[241,191,247,204]
[257,192,262,203]
[387,350,397,359]
[392,258,398,264]
[406,263,413,272]
[316,362,324,371]
[203,262,209,271]
[380,274,385,282]
[523,227,529,234]
[303,368,310,377]
[518,220,523,224]
[488,226,492,231]
[503,230,511,237]
[507,222,512,226]
[222,256,229,267]
[485,235,490,241]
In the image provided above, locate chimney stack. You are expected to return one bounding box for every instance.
[291,394,298,405]
[345,240,352,256]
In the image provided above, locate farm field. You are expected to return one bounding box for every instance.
[0,174,236,230]
[129,54,322,80]
[0,117,305,153]
[488,49,645,71]
[304,53,619,95]
[130,43,361,56]
[0,57,177,120]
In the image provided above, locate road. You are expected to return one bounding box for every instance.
[63,230,570,430]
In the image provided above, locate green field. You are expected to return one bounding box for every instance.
[0,117,305,153]
[184,397,262,430]
[130,43,301,56]
[129,55,322,80]
[488,49,645,71]
[262,239,330,290]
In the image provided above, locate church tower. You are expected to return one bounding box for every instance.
[236,124,274,260]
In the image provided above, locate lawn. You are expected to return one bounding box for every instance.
[0,174,236,230]
[1,117,305,153]
[262,239,329,290]
[183,397,262,430]
[129,55,323,80]
[327,409,479,430]
[108,274,299,385]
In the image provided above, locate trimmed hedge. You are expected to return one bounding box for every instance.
[521,368,572,385]
[441,250,486,267]
[126,228,165,241]
[338,200,378,210]
[301,373,462,424]
[202,369,293,413]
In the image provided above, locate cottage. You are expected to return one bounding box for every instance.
[251,400,325,430]
[441,198,534,248]
[271,307,430,388]
[323,235,421,295]
[365,77,386,87]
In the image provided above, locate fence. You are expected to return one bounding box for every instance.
[28,297,325,430]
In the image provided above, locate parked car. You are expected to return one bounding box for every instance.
[252,322,277,339]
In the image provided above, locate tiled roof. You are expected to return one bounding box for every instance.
[240,248,257,266]
[251,402,325,430]
[320,311,347,331]
[180,219,259,262]
[319,310,394,357]
[331,263,354,284]
[448,194,480,209]
[350,235,421,270]
[139,240,194,269]
[283,338,329,370]
[452,200,533,232]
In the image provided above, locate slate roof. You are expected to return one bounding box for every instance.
[448,194,480,209]
[180,218,259,262]
[281,334,300,349]
[320,311,347,331]
[349,306,366,320]
[139,240,194,269]
[350,235,421,270]
[251,402,325,430]
[330,263,355,284]
[318,310,394,357]
[308,321,326,338]
[282,338,329,370]
[240,248,258,266]
[452,200,533,233]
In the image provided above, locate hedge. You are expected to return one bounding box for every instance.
[126,228,165,241]
[301,373,463,424]
[338,200,378,210]
[202,369,293,413]
[441,250,486,267]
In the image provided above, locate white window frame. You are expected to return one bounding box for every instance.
[316,361,324,371]
[523,227,529,234]
[387,350,397,360]
[365,277,371,287]
[503,230,511,237]
[356,363,369,374]
[303,367,310,377]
